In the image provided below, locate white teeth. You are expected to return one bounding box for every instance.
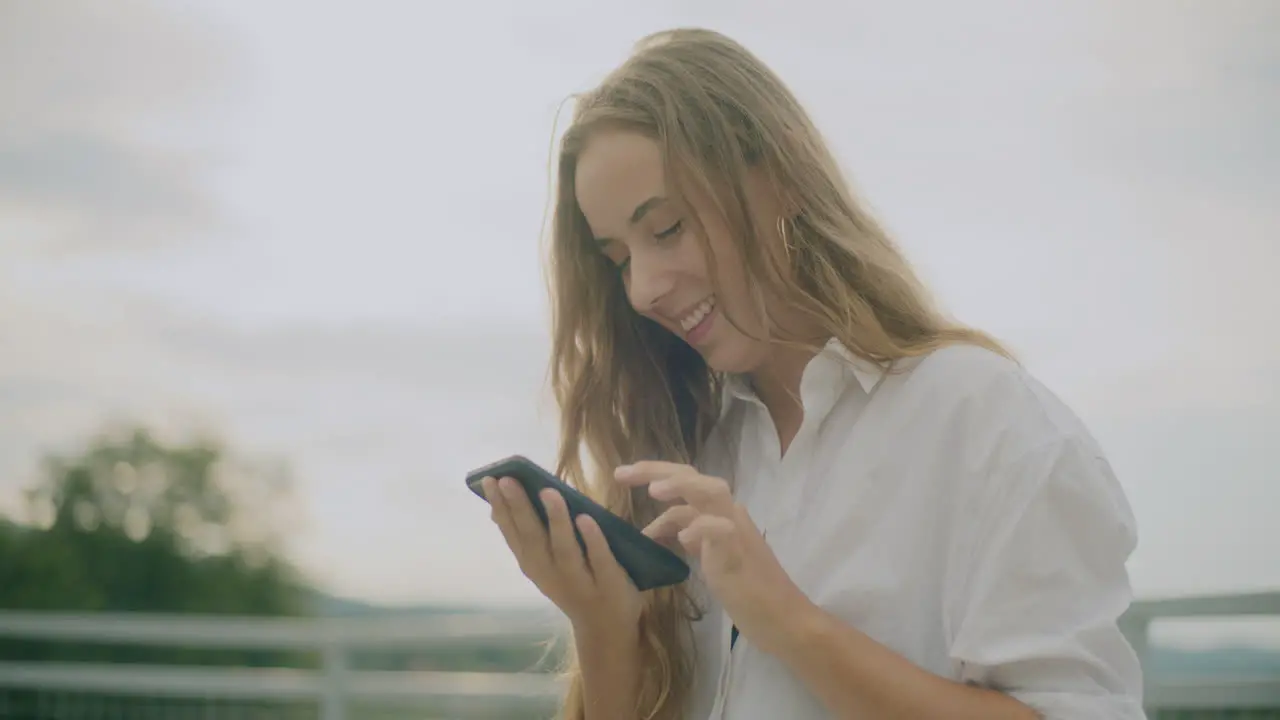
[680,297,716,332]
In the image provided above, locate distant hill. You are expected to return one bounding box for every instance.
[308,590,558,620]
[309,592,436,617]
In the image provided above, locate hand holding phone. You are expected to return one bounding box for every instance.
[467,459,654,630]
[467,455,691,595]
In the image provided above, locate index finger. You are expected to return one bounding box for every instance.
[650,472,733,514]
[613,460,692,485]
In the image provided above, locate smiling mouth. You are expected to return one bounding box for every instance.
[680,296,716,332]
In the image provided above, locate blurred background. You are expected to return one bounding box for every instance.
[1,0,1277,718]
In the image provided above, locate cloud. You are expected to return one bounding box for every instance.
[0,0,243,256]
[1071,1,1280,197]
[0,135,221,253]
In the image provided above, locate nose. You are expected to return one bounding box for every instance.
[625,249,676,315]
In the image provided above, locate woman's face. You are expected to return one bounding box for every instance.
[575,129,782,374]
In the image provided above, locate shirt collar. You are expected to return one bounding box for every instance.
[718,337,887,421]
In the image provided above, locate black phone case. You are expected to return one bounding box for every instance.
[466,454,690,591]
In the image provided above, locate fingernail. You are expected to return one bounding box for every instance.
[615,464,634,479]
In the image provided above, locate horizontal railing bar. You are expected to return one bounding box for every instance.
[347,668,563,700]
[0,662,563,701]
[1,662,1272,711]
[1123,591,1280,620]
[0,611,568,650]
[0,662,322,698]
[1144,676,1280,708]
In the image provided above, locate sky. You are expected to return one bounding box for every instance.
[1,0,1277,624]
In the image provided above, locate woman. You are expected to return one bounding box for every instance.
[479,27,1145,719]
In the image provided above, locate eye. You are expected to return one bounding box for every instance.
[655,220,683,242]
[616,255,631,274]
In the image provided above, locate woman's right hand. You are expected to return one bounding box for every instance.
[481,476,643,634]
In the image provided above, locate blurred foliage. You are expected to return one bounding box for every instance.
[0,424,557,683]
[0,425,311,665]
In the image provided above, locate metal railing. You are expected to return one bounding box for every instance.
[0,591,1276,719]
[1121,590,1280,717]
[0,610,566,719]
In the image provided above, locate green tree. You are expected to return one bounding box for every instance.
[0,425,313,664]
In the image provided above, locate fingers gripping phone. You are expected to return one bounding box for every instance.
[466,454,690,591]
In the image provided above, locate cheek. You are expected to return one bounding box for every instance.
[694,218,739,286]
[701,228,755,315]
[716,268,775,348]
[676,236,712,283]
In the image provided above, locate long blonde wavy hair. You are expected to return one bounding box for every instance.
[545,27,1009,720]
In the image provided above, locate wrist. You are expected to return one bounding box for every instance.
[771,597,835,663]
[571,614,641,649]
[573,619,643,678]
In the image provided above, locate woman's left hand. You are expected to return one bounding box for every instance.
[616,460,810,656]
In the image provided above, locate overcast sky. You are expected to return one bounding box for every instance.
[2,0,1277,627]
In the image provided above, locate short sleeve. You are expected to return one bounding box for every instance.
[945,435,1147,719]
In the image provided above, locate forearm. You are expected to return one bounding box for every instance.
[574,622,643,720]
[775,604,1039,720]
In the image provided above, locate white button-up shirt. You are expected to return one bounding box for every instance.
[685,341,1146,719]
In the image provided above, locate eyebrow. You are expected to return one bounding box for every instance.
[593,195,667,246]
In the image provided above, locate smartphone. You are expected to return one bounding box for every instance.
[466,454,690,591]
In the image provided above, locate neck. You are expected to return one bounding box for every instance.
[748,338,825,437]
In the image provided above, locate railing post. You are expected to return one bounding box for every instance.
[321,629,347,720]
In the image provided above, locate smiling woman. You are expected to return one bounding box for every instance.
[477,27,1147,720]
